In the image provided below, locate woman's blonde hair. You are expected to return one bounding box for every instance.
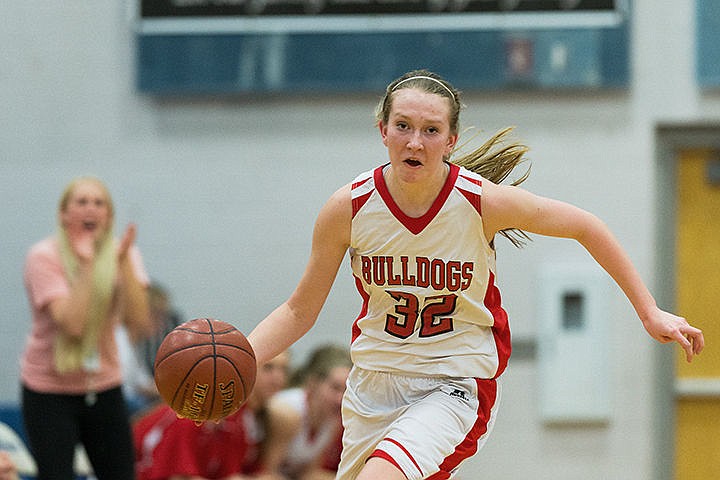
[377,70,531,247]
[55,176,117,373]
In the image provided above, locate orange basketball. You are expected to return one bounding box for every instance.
[154,318,256,422]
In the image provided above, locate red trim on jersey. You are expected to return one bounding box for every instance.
[372,437,424,478]
[457,174,482,216]
[459,172,482,187]
[486,271,511,378]
[352,176,372,189]
[373,163,460,235]
[428,378,498,479]
[352,190,373,219]
[351,275,370,343]
[352,176,374,218]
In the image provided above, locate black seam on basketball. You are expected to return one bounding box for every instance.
[216,355,251,399]
[209,343,256,359]
[155,344,222,365]
[169,355,216,410]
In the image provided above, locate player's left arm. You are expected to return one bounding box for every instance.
[481,181,704,362]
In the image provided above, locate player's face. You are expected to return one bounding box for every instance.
[379,88,458,184]
[60,181,112,242]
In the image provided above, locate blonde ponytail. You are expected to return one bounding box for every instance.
[451,127,531,248]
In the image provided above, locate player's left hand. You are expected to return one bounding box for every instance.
[642,307,704,363]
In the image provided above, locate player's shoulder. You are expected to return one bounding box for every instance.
[321,183,352,214]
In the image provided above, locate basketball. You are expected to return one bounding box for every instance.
[154,318,257,422]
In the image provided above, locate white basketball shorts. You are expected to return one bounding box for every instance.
[337,367,502,480]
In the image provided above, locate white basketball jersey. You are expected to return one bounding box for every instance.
[349,163,511,379]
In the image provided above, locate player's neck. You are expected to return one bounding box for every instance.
[385,162,449,218]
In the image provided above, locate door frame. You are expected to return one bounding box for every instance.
[654,122,720,480]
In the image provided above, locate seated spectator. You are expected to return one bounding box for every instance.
[118,282,182,418]
[139,283,183,375]
[116,323,159,418]
[266,344,351,480]
[134,351,290,480]
[0,421,34,480]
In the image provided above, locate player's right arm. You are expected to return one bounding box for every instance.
[249,184,352,366]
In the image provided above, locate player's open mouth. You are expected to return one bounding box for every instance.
[404,159,422,167]
[82,220,98,231]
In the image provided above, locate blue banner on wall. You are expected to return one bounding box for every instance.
[697,0,720,88]
[135,0,630,95]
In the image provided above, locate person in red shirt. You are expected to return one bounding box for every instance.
[134,352,290,480]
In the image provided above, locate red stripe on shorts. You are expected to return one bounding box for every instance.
[371,437,424,479]
[427,378,498,479]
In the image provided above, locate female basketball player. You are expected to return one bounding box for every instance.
[247,70,704,480]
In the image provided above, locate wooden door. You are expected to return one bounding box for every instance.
[674,148,720,479]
